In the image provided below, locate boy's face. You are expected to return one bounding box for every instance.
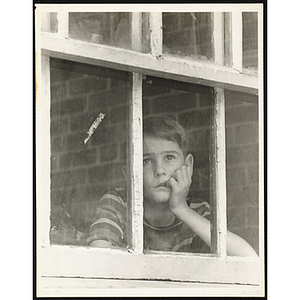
[143,136,193,205]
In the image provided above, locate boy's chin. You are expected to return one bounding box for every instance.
[145,191,170,204]
[153,197,170,204]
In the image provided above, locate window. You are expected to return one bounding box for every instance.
[49,59,131,249]
[36,4,264,296]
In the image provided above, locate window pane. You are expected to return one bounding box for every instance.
[69,12,131,48]
[41,12,58,33]
[242,12,258,70]
[69,12,150,52]
[163,13,214,61]
[225,90,259,255]
[143,77,214,253]
[49,58,131,249]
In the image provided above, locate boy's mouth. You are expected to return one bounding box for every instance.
[156,181,170,189]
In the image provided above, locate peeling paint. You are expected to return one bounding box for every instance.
[84,112,106,144]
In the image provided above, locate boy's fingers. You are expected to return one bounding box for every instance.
[169,177,177,188]
[178,166,190,187]
[179,166,187,185]
[171,166,192,188]
[186,166,192,181]
[175,168,184,184]
[182,165,191,183]
[166,179,171,189]
[179,166,191,189]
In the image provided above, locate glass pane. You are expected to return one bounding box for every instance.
[242,12,258,70]
[41,12,58,33]
[225,90,259,255]
[142,77,214,253]
[69,12,132,49]
[163,12,214,61]
[49,58,131,249]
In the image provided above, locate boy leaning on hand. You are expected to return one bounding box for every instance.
[88,116,257,256]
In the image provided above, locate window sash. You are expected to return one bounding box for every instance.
[38,246,262,285]
[35,5,264,294]
[38,8,258,94]
[40,32,258,95]
[35,86,264,294]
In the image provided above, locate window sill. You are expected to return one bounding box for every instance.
[38,245,263,288]
[38,276,264,297]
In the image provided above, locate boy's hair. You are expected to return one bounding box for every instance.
[143,116,189,155]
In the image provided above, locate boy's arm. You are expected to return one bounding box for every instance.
[172,205,257,256]
[89,240,120,248]
[87,190,127,249]
[168,166,258,257]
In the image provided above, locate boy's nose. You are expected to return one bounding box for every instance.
[154,163,167,177]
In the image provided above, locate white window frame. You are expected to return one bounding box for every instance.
[35,4,264,296]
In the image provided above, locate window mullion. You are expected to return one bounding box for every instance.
[149,12,162,57]
[57,10,69,37]
[212,11,227,258]
[258,7,263,258]
[224,12,233,67]
[131,12,142,51]
[212,87,227,258]
[36,54,51,248]
[128,72,144,253]
[213,12,224,65]
[231,10,243,72]
[41,12,51,32]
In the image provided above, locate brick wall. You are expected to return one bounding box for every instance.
[225,90,259,254]
[163,12,214,60]
[242,12,258,69]
[50,61,130,232]
[50,61,259,253]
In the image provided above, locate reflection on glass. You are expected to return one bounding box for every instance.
[41,12,58,33]
[225,90,259,255]
[142,77,213,253]
[243,12,258,70]
[69,12,132,49]
[163,13,214,61]
[49,58,130,248]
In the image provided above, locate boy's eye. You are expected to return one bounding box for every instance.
[143,158,153,165]
[165,155,175,161]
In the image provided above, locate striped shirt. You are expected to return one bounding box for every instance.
[87,188,211,253]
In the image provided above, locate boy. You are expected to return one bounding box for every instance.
[87,116,257,256]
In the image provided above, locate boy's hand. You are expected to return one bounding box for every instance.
[167,165,192,215]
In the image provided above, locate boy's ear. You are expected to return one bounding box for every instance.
[185,153,194,176]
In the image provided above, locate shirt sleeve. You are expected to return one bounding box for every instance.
[87,189,127,247]
[189,200,210,220]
